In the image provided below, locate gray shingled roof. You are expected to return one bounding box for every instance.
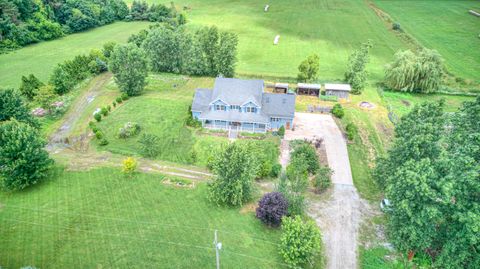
[198,110,270,124]
[211,78,264,106]
[261,93,296,118]
[192,88,212,111]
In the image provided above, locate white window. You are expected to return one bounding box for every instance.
[245,107,257,113]
[215,105,226,111]
[230,105,241,111]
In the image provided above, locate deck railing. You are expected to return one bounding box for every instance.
[203,123,266,133]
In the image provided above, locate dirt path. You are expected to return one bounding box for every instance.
[47,73,112,149]
[283,112,371,269]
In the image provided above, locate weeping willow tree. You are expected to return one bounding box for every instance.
[384,49,444,93]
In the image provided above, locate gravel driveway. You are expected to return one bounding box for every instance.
[283,112,370,269]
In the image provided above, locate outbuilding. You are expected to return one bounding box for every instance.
[297,83,321,96]
[325,83,351,99]
[274,82,289,93]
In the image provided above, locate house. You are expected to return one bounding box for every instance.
[191,78,295,133]
[297,83,321,96]
[325,83,351,99]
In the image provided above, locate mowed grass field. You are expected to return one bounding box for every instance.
[374,0,480,82]
[132,0,406,80]
[0,21,151,88]
[0,167,286,269]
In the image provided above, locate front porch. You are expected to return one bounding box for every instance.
[202,120,268,133]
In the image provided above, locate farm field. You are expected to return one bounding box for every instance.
[374,0,480,82]
[0,21,151,88]
[131,0,406,80]
[0,167,286,269]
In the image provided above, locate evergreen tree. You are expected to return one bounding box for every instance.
[19,74,44,100]
[0,119,53,191]
[0,88,38,128]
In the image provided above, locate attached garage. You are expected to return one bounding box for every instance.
[325,83,351,99]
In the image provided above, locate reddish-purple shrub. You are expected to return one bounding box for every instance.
[256,192,288,227]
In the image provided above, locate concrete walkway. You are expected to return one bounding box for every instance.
[283,112,368,269]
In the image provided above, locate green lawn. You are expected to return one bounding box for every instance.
[0,21,151,88]
[374,0,480,82]
[0,167,286,268]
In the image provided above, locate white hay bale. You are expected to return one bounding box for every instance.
[469,10,480,17]
[274,35,280,45]
[264,5,269,12]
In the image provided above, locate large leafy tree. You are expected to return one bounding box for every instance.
[109,43,148,96]
[208,142,259,206]
[344,40,373,94]
[214,31,238,77]
[297,54,320,82]
[0,119,53,191]
[0,88,38,128]
[142,26,187,73]
[374,98,480,268]
[384,49,444,93]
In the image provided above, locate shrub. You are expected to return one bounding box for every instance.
[99,138,109,146]
[313,166,332,193]
[278,125,285,137]
[94,113,102,122]
[95,131,103,140]
[88,121,95,128]
[138,133,161,158]
[121,92,129,100]
[331,104,344,118]
[270,163,282,178]
[255,192,288,227]
[116,96,123,103]
[280,216,322,267]
[258,160,273,178]
[107,105,111,112]
[113,101,117,107]
[122,157,137,175]
[392,22,401,31]
[101,107,108,116]
[346,123,358,140]
[118,122,141,139]
[290,143,320,175]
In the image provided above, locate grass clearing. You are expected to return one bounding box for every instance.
[374,0,480,82]
[0,167,286,268]
[0,21,151,88]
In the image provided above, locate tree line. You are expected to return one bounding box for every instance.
[0,0,184,53]
[374,97,480,268]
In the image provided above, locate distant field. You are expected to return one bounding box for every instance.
[374,0,480,82]
[0,167,284,268]
[0,21,151,88]
[129,0,405,80]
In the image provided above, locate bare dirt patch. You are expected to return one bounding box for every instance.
[359,101,376,109]
[240,202,257,214]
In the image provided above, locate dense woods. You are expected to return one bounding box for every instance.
[0,0,182,53]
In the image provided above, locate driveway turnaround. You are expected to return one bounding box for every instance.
[283,112,369,269]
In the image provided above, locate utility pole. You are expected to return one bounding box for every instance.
[214,230,222,269]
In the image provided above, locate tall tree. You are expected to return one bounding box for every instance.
[142,26,186,73]
[214,31,238,77]
[208,142,259,206]
[109,43,148,96]
[0,119,53,191]
[345,40,373,94]
[0,88,38,128]
[196,26,219,75]
[297,54,320,82]
[384,49,444,93]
